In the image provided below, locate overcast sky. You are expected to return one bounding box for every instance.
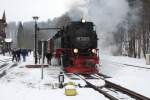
[0,0,73,22]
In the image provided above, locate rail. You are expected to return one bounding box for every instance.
[75,74,118,100]
[96,73,150,100]
[105,80,150,100]
[76,73,150,100]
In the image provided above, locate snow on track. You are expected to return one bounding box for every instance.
[100,54,150,98]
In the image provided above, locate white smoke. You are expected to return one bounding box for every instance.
[65,0,88,21]
[64,0,130,54]
[87,0,129,54]
[87,0,129,32]
[65,0,129,32]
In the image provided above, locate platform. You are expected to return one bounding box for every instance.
[26,64,49,68]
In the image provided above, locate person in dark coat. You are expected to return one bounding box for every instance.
[46,52,52,65]
[21,49,28,62]
[2,48,5,56]
[12,48,17,62]
[16,48,21,62]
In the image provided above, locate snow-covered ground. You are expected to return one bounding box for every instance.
[0,53,150,99]
[101,54,150,98]
[0,53,107,100]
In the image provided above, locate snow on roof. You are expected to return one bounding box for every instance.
[5,38,12,42]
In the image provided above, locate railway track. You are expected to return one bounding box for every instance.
[0,58,12,63]
[107,60,150,70]
[121,63,150,69]
[75,73,150,100]
[104,80,150,100]
[0,58,18,78]
[0,58,12,69]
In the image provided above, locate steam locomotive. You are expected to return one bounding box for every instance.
[48,19,100,74]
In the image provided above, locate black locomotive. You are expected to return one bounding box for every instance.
[48,19,99,74]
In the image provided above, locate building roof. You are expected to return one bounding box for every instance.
[0,11,6,23]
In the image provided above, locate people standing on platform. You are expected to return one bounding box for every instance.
[12,48,17,62]
[2,47,5,56]
[16,48,21,62]
[21,49,28,62]
[46,51,52,65]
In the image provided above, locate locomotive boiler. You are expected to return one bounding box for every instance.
[48,19,100,74]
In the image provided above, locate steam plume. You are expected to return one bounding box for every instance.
[64,0,130,54]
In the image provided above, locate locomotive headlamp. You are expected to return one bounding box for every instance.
[81,19,86,23]
[73,48,78,53]
[92,49,97,54]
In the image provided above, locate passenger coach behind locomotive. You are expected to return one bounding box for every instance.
[49,19,99,74]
